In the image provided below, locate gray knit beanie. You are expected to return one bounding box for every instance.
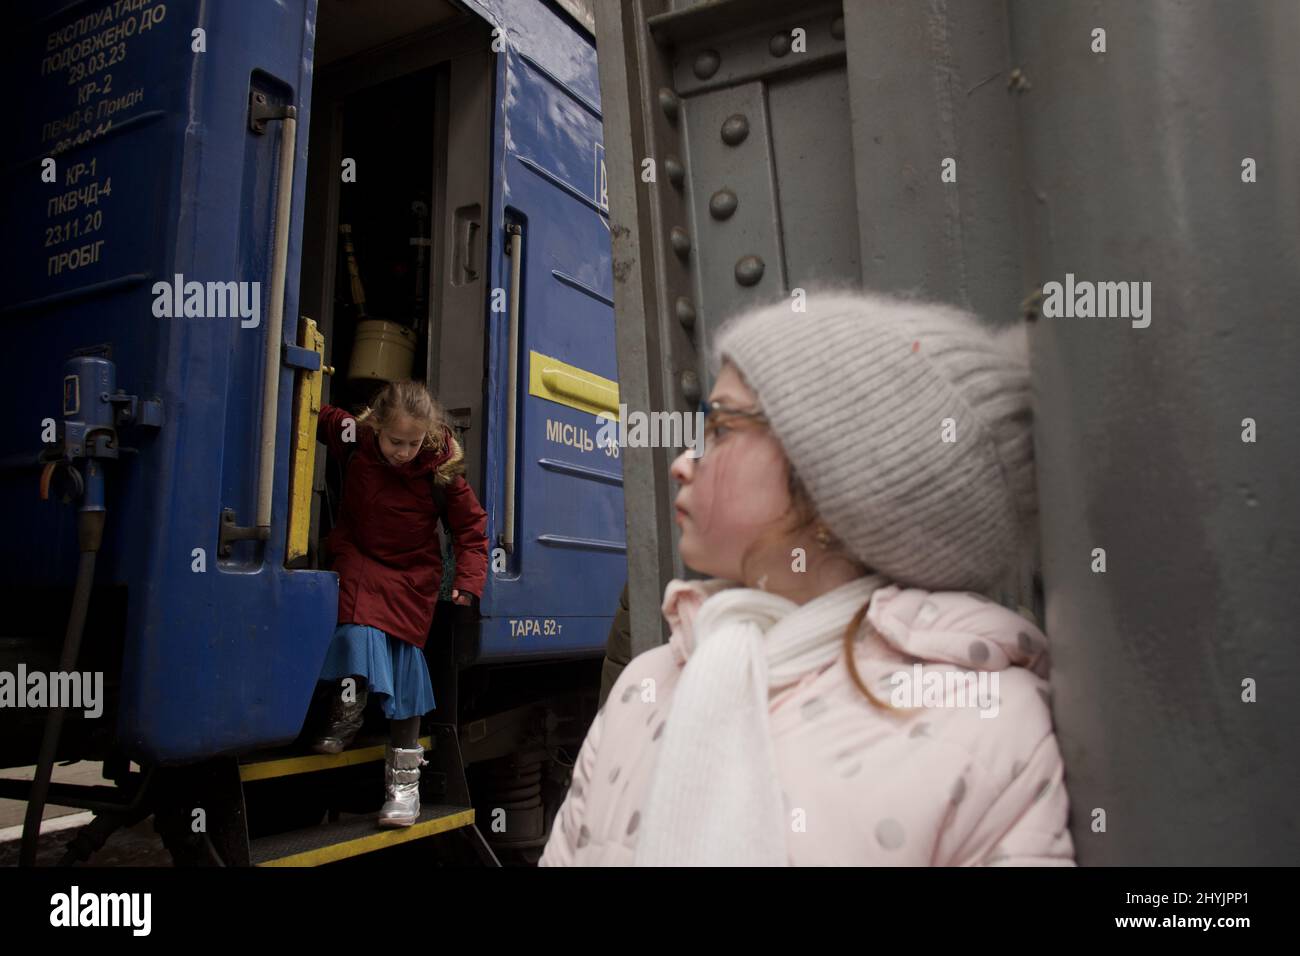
[712,291,1036,595]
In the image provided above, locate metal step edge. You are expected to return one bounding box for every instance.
[251,805,475,866]
[239,735,434,782]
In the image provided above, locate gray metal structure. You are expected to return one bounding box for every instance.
[594,0,1299,864]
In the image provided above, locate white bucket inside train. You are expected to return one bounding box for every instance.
[348,319,416,382]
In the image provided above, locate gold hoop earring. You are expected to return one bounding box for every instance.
[815,525,832,549]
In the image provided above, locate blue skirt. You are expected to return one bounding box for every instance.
[318,624,437,720]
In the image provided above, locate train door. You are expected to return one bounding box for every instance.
[297,3,493,561]
[289,0,618,862]
[473,0,624,662]
[299,0,623,665]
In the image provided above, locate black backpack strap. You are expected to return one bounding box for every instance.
[430,477,448,531]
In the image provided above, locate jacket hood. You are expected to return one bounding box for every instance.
[662,578,1049,677]
[863,584,1049,677]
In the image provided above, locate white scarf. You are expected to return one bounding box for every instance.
[634,574,887,866]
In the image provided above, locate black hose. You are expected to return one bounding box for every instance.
[20,512,102,867]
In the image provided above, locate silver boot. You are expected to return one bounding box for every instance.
[378,744,426,828]
[310,682,368,755]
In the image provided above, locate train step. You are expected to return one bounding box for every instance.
[250,804,475,866]
[238,735,434,783]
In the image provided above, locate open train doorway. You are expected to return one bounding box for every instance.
[224,0,501,856]
[321,66,437,412]
[297,2,495,566]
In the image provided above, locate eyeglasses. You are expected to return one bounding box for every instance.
[697,399,769,457]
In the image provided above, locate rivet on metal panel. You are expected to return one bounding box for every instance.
[1007,68,1033,94]
[721,114,749,146]
[675,297,697,333]
[735,255,765,286]
[831,16,844,40]
[670,227,692,260]
[658,87,681,124]
[664,156,686,188]
[694,50,721,80]
[680,370,702,405]
[769,32,791,57]
[709,189,738,220]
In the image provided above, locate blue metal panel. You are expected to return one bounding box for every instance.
[2,0,337,762]
[469,0,625,660]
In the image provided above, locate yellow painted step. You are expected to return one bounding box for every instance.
[251,805,475,866]
[239,736,434,783]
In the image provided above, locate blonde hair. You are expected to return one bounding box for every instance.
[354,380,448,452]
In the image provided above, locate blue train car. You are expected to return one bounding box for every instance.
[1,0,619,865]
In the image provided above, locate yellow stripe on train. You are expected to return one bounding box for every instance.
[528,349,619,418]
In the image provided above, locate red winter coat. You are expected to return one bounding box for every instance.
[318,404,488,648]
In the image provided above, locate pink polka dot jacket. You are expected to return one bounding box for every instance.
[539,578,1076,866]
